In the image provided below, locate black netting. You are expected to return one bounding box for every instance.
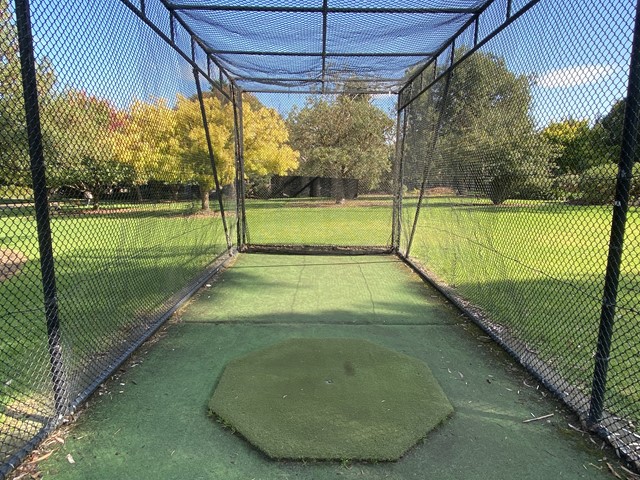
[169,0,488,93]
[2,0,640,475]
[399,0,640,468]
[1,0,236,473]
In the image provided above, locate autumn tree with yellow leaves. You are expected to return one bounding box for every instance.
[113,99,185,200]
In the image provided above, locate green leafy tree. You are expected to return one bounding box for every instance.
[0,0,56,189]
[579,162,640,204]
[594,99,640,163]
[407,49,556,204]
[287,94,393,202]
[43,90,134,208]
[542,119,609,174]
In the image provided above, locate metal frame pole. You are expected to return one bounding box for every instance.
[193,69,232,250]
[232,87,248,247]
[14,0,67,416]
[391,107,407,250]
[405,68,453,257]
[588,0,640,426]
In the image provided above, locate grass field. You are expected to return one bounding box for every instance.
[401,196,640,422]
[244,197,393,246]
[0,201,228,461]
[1,193,640,464]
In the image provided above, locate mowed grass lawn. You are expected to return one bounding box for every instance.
[402,196,640,421]
[1,194,639,448]
[244,196,394,246]
[0,201,227,450]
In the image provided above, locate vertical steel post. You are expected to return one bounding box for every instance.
[232,87,247,247]
[406,68,453,257]
[14,0,67,416]
[588,0,640,426]
[391,108,407,250]
[193,69,232,250]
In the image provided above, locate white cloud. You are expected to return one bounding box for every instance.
[536,64,618,89]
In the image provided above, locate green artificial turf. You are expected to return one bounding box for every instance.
[402,197,640,421]
[37,254,622,479]
[209,338,453,461]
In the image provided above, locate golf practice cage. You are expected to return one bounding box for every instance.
[1,0,640,476]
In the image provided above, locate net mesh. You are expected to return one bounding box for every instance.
[2,0,640,475]
[169,0,488,93]
[399,0,640,467]
[241,91,395,248]
[1,0,235,472]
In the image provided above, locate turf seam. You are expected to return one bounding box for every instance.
[289,255,306,312]
[181,321,455,326]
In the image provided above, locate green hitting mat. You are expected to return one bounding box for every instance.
[209,338,453,461]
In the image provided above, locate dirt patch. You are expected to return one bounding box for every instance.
[0,248,28,282]
[425,187,456,196]
[183,209,233,219]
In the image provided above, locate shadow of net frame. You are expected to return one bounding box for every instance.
[1,0,640,476]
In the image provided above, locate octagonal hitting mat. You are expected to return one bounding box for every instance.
[208,338,453,461]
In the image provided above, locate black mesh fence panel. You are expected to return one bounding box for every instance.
[400,0,640,468]
[242,91,396,248]
[0,0,235,472]
[2,0,640,475]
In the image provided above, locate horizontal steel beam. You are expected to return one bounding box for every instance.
[167,4,479,14]
[208,50,437,57]
[243,88,399,94]
[237,76,401,83]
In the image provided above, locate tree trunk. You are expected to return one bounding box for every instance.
[135,185,143,202]
[201,189,210,210]
[92,191,100,210]
[333,176,346,204]
[171,185,180,202]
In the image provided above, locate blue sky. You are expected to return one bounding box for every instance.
[27,0,636,127]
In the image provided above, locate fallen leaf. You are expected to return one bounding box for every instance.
[32,450,55,463]
[67,454,75,464]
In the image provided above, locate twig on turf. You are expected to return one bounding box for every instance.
[607,462,623,479]
[567,423,585,433]
[523,413,554,423]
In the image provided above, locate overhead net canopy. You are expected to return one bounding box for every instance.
[165,0,490,93]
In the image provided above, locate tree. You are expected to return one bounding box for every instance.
[179,93,301,210]
[43,90,134,208]
[113,98,186,200]
[407,49,556,204]
[287,94,393,202]
[0,0,56,189]
[542,119,609,175]
[242,101,298,178]
[579,162,640,204]
[594,98,640,163]
[174,94,234,210]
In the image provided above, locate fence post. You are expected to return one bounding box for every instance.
[232,86,247,247]
[14,0,67,416]
[588,0,640,426]
[391,107,406,250]
[193,69,232,250]
[405,68,453,257]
